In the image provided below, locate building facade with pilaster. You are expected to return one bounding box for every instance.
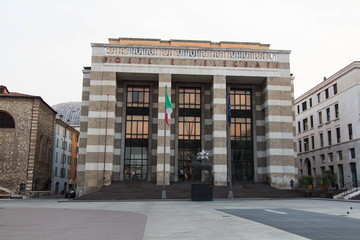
[78,38,296,195]
[295,61,360,189]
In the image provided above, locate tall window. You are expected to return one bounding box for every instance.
[334,104,339,118]
[302,101,307,111]
[304,138,309,152]
[303,118,308,131]
[320,133,324,147]
[309,98,313,108]
[178,87,201,181]
[298,121,301,133]
[350,148,356,159]
[318,111,323,125]
[337,151,343,161]
[336,127,341,143]
[333,83,338,94]
[348,124,353,140]
[325,88,329,99]
[326,108,330,122]
[0,111,15,128]
[328,130,332,145]
[310,115,314,128]
[125,86,150,181]
[317,93,321,103]
[311,136,315,149]
[298,140,302,153]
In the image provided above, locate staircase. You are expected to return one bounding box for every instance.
[75,181,304,200]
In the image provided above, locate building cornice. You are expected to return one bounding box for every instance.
[295,61,360,104]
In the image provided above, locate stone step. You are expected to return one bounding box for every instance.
[76,181,304,200]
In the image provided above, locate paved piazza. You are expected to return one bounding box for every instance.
[1,198,360,239]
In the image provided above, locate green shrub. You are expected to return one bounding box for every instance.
[299,175,314,187]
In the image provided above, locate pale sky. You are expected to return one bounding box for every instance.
[1,0,359,106]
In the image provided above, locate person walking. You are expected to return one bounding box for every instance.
[290,179,295,190]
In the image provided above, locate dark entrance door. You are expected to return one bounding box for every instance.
[350,163,358,187]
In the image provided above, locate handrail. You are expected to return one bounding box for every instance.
[341,180,360,196]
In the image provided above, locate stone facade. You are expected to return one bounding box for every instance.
[296,62,360,189]
[78,38,296,195]
[0,86,56,196]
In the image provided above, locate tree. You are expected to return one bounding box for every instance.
[321,173,336,190]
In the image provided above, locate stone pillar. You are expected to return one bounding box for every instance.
[83,71,117,193]
[26,99,41,191]
[264,77,296,189]
[212,75,227,186]
[156,74,172,185]
[77,67,91,195]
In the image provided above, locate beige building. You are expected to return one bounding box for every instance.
[78,38,296,195]
[0,86,56,196]
[296,62,360,189]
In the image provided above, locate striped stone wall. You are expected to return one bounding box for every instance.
[263,77,296,188]
[77,68,91,193]
[151,88,159,180]
[156,74,172,185]
[212,75,228,186]
[80,71,118,193]
[113,82,124,181]
[255,85,267,182]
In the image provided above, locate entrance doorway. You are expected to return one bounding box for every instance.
[124,86,150,181]
[350,163,358,187]
[229,89,254,181]
[177,87,202,181]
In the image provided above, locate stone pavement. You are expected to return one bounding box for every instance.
[1,198,360,240]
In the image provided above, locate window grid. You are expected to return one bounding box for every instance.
[179,88,201,109]
[230,89,251,110]
[126,115,149,139]
[178,116,201,140]
[230,118,252,141]
[126,86,150,107]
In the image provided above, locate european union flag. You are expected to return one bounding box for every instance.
[227,90,231,126]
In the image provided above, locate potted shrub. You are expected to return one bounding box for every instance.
[299,175,314,197]
[321,172,337,198]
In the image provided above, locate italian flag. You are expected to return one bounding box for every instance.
[165,90,173,126]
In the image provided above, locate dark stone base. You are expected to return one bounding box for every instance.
[191,183,213,201]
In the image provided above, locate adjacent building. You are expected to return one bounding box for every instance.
[52,119,79,195]
[0,85,56,196]
[78,37,296,195]
[52,102,80,195]
[295,61,360,189]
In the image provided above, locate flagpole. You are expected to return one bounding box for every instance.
[161,85,167,199]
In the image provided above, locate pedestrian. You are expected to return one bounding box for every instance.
[290,179,294,190]
[131,171,135,181]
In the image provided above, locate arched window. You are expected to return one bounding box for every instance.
[0,111,15,128]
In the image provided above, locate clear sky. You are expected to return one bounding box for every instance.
[1,0,359,106]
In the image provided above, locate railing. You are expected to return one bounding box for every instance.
[340,180,360,197]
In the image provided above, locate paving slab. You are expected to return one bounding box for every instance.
[1,198,360,240]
